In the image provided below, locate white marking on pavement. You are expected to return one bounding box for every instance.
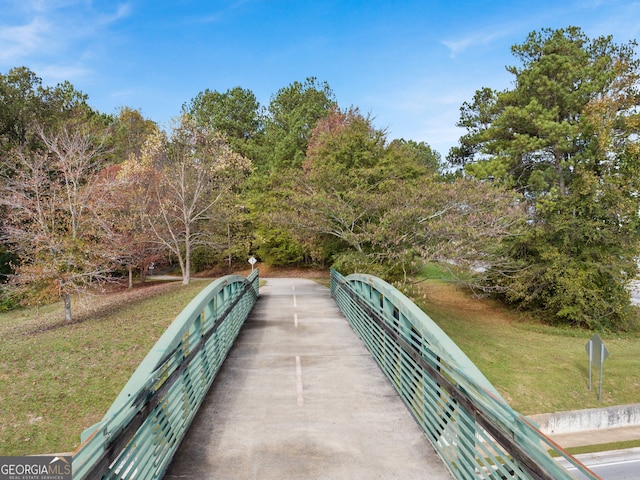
[295,355,304,406]
[294,313,299,328]
[567,458,640,469]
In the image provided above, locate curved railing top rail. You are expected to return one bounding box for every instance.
[73,270,259,479]
[332,270,599,480]
[102,273,257,424]
[342,272,504,400]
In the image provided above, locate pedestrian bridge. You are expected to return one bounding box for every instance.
[71,270,600,479]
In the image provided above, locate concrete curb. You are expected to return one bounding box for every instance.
[529,403,640,435]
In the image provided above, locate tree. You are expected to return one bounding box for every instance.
[125,116,251,284]
[0,68,107,306]
[0,67,44,156]
[182,86,264,160]
[93,163,166,288]
[486,170,640,329]
[0,67,99,159]
[0,123,117,322]
[274,107,393,268]
[92,109,163,286]
[386,138,442,174]
[241,78,336,265]
[263,77,336,171]
[449,27,640,329]
[269,107,521,279]
[108,107,158,164]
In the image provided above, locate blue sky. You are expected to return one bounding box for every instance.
[1,0,639,157]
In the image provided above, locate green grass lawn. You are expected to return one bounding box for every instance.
[0,280,207,456]
[405,279,640,415]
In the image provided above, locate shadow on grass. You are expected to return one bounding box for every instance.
[1,280,184,339]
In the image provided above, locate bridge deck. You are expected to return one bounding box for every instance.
[165,277,451,479]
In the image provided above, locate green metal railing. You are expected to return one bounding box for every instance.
[72,270,259,479]
[331,269,600,480]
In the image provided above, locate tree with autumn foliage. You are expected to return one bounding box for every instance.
[0,123,118,322]
[0,67,109,296]
[119,116,252,284]
[93,163,165,288]
[271,107,526,279]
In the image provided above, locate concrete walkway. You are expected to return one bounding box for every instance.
[165,278,451,479]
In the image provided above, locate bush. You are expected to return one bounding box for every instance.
[255,228,307,266]
[331,251,414,281]
[0,291,18,311]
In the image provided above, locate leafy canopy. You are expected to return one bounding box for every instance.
[449,26,640,330]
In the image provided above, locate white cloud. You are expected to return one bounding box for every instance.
[97,3,133,26]
[0,17,50,62]
[29,0,86,12]
[441,24,520,58]
[188,0,259,24]
[441,1,640,60]
[38,64,92,83]
[0,1,132,81]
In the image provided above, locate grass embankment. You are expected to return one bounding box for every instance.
[408,266,640,453]
[405,275,640,415]
[0,280,207,456]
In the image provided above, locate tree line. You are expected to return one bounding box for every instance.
[1,26,639,331]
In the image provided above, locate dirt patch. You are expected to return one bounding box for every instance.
[415,280,514,327]
[3,267,328,338]
[196,264,330,280]
[3,280,184,338]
